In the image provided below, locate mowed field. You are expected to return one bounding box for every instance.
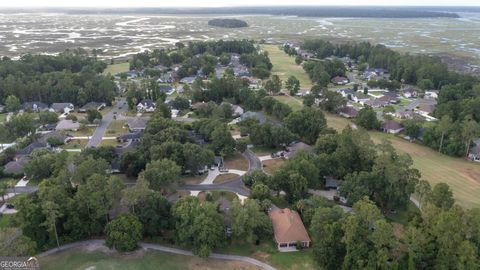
[266,46,480,208]
[103,62,129,75]
[261,44,313,90]
[40,249,261,270]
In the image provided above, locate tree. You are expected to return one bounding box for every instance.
[229,199,272,244]
[311,206,345,270]
[105,213,143,252]
[41,201,61,248]
[427,183,454,209]
[295,55,303,65]
[136,192,171,237]
[355,107,380,130]
[0,228,36,256]
[438,115,452,153]
[172,96,190,110]
[285,107,327,144]
[418,79,434,90]
[242,170,270,187]
[38,111,58,125]
[141,159,181,192]
[415,180,431,208]
[462,118,480,158]
[72,157,109,185]
[172,197,224,257]
[210,124,236,156]
[86,109,102,123]
[251,182,270,201]
[272,75,282,93]
[236,140,247,153]
[303,94,315,107]
[285,76,300,95]
[122,176,151,214]
[403,119,422,140]
[5,95,20,112]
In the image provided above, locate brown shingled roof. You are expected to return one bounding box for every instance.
[269,208,311,244]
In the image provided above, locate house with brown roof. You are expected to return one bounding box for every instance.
[338,106,359,118]
[331,76,349,85]
[269,208,311,251]
[285,142,313,159]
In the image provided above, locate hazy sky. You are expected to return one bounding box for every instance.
[0,0,479,8]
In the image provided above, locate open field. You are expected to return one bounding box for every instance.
[39,248,261,270]
[213,173,238,184]
[106,120,128,137]
[61,139,89,150]
[224,153,249,171]
[262,158,285,175]
[262,44,313,90]
[103,62,129,75]
[272,95,303,111]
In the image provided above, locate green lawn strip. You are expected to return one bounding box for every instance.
[103,62,129,76]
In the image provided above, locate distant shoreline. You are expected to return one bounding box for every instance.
[0,6,466,18]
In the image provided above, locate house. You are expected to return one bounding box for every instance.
[79,102,106,113]
[425,90,439,99]
[331,76,349,85]
[338,88,355,98]
[55,119,80,131]
[364,98,388,108]
[180,76,197,84]
[40,123,57,132]
[232,65,250,77]
[232,105,244,117]
[0,105,5,113]
[3,156,30,175]
[159,85,175,95]
[50,103,74,113]
[21,101,49,112]
[324,176,339,190]
[296,49,315,60]
[416,104,435,116]
[157,72,174,83]
[153,65,168,71]
[363,68,388,81]
[215,66,226,78]
[39,131,71,146]
[269,208,311,251]
[190,102,205,111]
[381,120,404,134]
[338,106,359,118]
[468,139,480,162]
[378,93,400,104]
[126,70,142,78]
[351,92,370,104]
[137,99,156,113]
[214,156,224,168]
[402,87,419,98]
[127,117,148,132]
[285,142,314,159]
[15,141,48,160]
[117,131,143,143]
[394,110,414,119]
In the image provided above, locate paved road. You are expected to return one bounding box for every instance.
[6,186,38,194]
[86,97,128,148]
[179,150,261,196]
[37,239,276,270]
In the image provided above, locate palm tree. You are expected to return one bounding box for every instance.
[0,183,7,202]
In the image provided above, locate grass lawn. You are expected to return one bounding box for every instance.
[0,214,14,228]
[70,127,95,137]
[213,173,238,184]
[221,241,316,270]
[100,139,121,147]
[103,62,129,75]
[385,201,420,225]
[272,95,303,111]
[40,248,261,270]
[250,146,277,156]
[224,153,249,171]
[61,139,88,150]
[262,158,285,175]
[181,174,208,185]
[106,120,128,137]
[261,44,313,90]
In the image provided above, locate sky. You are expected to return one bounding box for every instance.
[0,0,479,8]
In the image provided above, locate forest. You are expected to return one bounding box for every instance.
[0,49,116,106]
[208,19,249,28]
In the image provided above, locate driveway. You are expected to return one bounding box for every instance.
[86,97,128,148]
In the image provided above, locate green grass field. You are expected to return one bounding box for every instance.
[261,44,313,90]
[39,249,261,270]
[103,62,129,75]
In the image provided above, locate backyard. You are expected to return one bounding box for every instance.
[103,62,129,76]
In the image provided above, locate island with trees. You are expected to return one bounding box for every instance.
[208,18,248,28]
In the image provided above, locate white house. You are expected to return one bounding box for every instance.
[50,103,74,114]
[137,99,156,113]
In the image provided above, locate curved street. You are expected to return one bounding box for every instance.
[37,239,276,270]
